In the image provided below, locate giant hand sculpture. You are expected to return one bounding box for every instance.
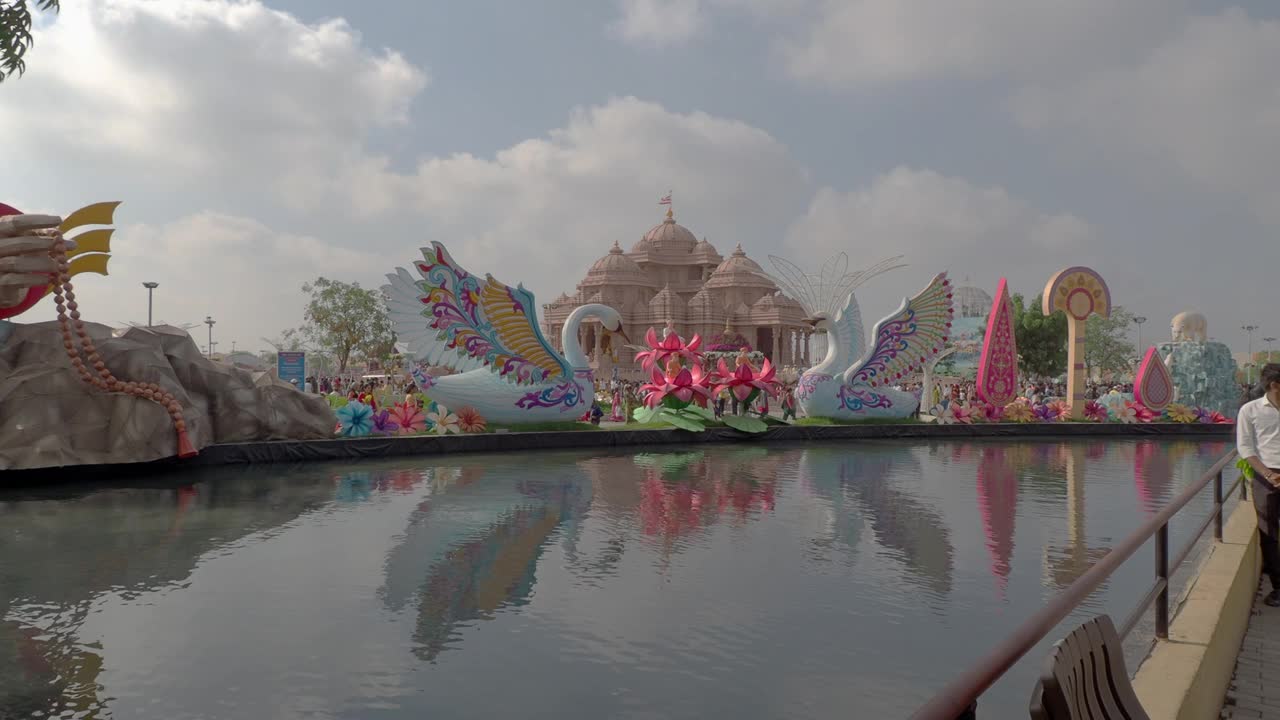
[0,210,74,317]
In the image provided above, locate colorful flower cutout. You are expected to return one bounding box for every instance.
[428,404,460,434]
[336,401,374,437]
[456,406,487,433]
[388,402,427,434]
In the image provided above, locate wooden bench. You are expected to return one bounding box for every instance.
[1029,615,1150,720]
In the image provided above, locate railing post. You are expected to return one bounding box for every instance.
[1214,470,1224,541]
[1155,523,1170,639]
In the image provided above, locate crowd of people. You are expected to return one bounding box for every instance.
[583,377,802,425]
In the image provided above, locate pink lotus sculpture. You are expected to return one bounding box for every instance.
[636,327,703,372]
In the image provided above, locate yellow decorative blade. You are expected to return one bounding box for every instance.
[65,228,113,258]
[60,202,121,233]
[40,255,111,298]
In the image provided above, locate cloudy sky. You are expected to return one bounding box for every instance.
[6,0,1279,355]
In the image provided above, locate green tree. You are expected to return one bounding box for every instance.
[299,278,394,374]
[1084,306,1137,379]
[1,0,59,82]
[1011,292,1068,379]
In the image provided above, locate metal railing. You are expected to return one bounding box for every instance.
[911,448,1243,720]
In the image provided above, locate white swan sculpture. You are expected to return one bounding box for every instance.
[796,273,953,419]
[382,242,625,424]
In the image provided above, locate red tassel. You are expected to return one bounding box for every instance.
[176,429,198,459]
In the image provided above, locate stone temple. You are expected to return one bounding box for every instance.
[541,209,812,376]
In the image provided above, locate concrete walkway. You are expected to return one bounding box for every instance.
[1222,584,1280,719]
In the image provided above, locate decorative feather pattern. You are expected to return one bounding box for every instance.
[382,242,569,385]
[843,273,953,387]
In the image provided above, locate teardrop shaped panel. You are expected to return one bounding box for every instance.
[976,278,1018,406]
[1134,346,1175,411]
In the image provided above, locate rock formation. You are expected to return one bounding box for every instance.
[0,321,336,470]
[1158,311,1238,415]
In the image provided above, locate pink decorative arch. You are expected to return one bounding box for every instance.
[975,278,1018,406]
[1134,346,1174,411]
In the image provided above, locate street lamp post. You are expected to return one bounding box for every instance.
[1243,324,1260,384]
[1265,337,1277,365]
[1133,316,1147,355]
[142,282,158,327]
[205,316,216,359]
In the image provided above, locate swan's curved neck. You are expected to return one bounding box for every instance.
[809,320,842,375]
[562,304,614,369]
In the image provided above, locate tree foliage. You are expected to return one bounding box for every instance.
[299,278,394,374]
[1084,306,1137,378]
[1,0,59,82]
[1011,292,1068,379]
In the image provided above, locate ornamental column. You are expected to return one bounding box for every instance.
[772,329,781,364]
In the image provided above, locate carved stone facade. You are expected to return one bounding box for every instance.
[541,210,812,375]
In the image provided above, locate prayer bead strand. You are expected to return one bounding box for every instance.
[48,230,197,458]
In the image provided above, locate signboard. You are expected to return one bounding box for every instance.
[278,351,306,390]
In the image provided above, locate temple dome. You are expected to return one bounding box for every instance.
[631,212,698,256]
[954,286,993,319]
[584,241,653,285]
[691,237,722,264]
[648,283,686,317]
[705,244,777,290]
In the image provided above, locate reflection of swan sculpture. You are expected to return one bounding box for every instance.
[383,242,625,423]
[796,274,953,418]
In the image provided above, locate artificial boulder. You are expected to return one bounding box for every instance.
[0,321,336,470]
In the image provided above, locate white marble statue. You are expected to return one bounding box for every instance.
[1171,311,1208,343]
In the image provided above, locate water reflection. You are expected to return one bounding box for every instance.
[378,459,591,662]
[0,440,1237,720]
[836,446,955,597]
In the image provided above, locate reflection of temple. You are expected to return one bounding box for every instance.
[0,468,345,718]
[540,208,811,373]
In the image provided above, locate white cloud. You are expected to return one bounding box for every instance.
[1011,9,1280,225]
[784,167,1096,311]
[780,0,1181,89]
[612,0,704,46]
[7,0,1106,353]
[26,212,387,352]
[0,0,426,213]
[612,0,1181,88]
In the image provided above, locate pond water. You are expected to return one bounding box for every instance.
[0,438,1238,719]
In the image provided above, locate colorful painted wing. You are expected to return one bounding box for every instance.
[842,273,953,387]
[382,242,571,385]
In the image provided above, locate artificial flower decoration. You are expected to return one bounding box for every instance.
[428,404,461,434]
[388,402,427,435]
[1115,403,1137,424]
[1083,401,1109,423]
[1165,403,1197,423]
[1003,401,1034,423]
[370,409,400,435]
[713,357,781,405]
[1208,410,1232,424]
[336,400,374,437]
[952,404,974,424]
[641,359,714,409]
[1032,403,1060,423]
[1048,401,1071,419]
[456,406,487,433]
[931,404,956,424]
[635,327,704,372]
[1126,401,1156,423]
[974,401,1004,423]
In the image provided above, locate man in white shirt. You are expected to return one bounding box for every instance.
[1238,363,1280,606]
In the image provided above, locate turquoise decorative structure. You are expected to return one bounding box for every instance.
[1156,325,1240,416]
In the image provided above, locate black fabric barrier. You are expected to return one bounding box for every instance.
[0,422,1235,489]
